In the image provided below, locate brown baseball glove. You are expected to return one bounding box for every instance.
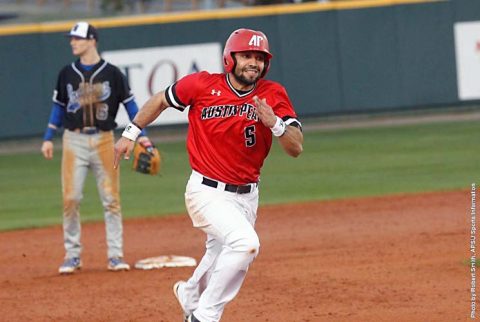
[132,140,161,175]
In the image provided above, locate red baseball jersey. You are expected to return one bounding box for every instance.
[165,71,301,185]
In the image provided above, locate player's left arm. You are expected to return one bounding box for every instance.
[253,96,303,158]
[277,123,303,158]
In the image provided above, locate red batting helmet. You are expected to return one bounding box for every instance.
[223,28,273,78]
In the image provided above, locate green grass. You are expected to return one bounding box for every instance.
[262,119,479,203]
[1,119,478,231]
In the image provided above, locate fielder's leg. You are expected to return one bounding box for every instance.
[61,130,90,259]
[90,131,123,259]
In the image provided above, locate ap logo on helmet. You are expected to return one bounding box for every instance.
[248,35,264,47]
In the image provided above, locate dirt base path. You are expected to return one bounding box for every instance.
[0,190,471,321]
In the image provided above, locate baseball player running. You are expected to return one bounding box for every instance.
[41,21,151,274]
[114,28,303,322]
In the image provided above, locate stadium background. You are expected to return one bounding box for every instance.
[1,0,480,138]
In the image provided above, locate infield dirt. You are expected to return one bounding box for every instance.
[0,190,470,321]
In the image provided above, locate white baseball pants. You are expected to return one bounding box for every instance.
[180,170,260,322]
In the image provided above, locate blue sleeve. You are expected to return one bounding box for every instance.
[125,100,147,136]
[43,103,64,141]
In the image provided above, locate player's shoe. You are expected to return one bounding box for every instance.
[173,281,189,322]
[58,257,82,274]
[107,257,130,271]
[186,314,201,322]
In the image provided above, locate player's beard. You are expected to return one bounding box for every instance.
[233,66,262,87]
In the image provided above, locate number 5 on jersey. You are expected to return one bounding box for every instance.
[244,125,256,147]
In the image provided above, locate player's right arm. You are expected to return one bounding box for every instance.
[113,90,170,168]
[132,90,170,129]
[41,103,64,160]
[114,72,201,168]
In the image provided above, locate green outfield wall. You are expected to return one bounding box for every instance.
[1,0,479,138]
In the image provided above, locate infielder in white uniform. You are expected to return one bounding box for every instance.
[114,28,303,322]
